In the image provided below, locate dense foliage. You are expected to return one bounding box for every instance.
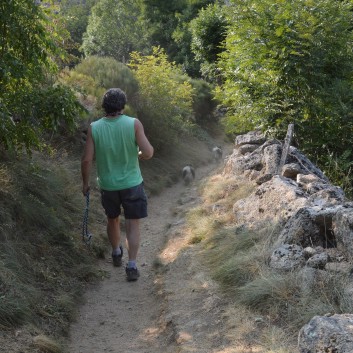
[190,2,228,81]
[188,78,218,124]
[0,0,85,152]
[82,0,149,62]
[60,0,98,60]
[216,0,353,188]
[59,56,140,119]
[142,0,215,76]
[80,0,216,76]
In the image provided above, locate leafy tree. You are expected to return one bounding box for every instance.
[128,47,194,150]
[59,0,98,61]
[171,0,216,76]
[217,0,353,161]
[190,2,228,81]
[0,0,84,152]
[142,0,187,56]
[82,0,150,62]
[0,0,59,89]
[141,0,215,77]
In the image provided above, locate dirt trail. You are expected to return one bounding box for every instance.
[67,161,237,353]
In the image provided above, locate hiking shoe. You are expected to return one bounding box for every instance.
[125,266,140,281]
[112,246,123,267]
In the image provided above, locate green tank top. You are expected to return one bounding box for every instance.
[91,115,143,190]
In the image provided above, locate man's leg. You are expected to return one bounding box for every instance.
[124,218,140,262]
[107,216,123,266]
[121,183,146,280]
[124,218,141,281]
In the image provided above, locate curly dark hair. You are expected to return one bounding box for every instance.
[102,88,127,115]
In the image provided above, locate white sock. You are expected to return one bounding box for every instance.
[112,247,121,256]
[127,260,137,269]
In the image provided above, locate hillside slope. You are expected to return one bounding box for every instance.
[0,127,228,353]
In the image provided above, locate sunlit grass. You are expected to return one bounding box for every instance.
[33,335,63,353]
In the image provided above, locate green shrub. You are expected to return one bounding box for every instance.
[59,68,105,98]
[0,0,77,153]
[129,47,194,151]
[1,85,86,152]
[73,56,139,101]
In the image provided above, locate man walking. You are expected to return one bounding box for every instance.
[81,88,154,281]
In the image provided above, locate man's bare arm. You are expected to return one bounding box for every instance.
[135,119,154,160]
[81,126,95,195]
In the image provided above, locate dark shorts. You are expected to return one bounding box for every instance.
[101,183,148,219]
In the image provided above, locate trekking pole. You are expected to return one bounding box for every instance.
[82,191,93,245]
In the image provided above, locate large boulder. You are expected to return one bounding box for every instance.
[298,314,353,353]
[233,176,307,227]
[275,206,344,248]
[269,244,305,271]
[234,130,267,146]
[332,206,353,255]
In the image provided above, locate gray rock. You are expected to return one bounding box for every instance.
[244,169,261,181]
[306,252,329,269]
[221,131,353,352]
[297,267,326,294]
[325,262,352,274]
[308,187,346,207]
[270,244,305,271]
[333,207,353,255]
[233,176,307,226]
[238,144,259,155]
[276,206,343,248]
[229,153,264,175]
[235,130,267,147]
[303,246,317,259]
[297,173,322,185]
[263,143,282,175]
[298,314,353,353]
[255,173,273,185]
[282,163,302,179]
[258,138,281,152]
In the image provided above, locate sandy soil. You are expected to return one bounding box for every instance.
[66,161,240,353]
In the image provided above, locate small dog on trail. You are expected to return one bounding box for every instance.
[182,165,195,185]
[212,146,223,163]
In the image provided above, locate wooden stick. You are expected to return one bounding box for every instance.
[278,123,294,175]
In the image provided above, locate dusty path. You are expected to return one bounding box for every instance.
[67,161,237,353]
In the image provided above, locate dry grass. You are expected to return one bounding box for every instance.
[186,206,215,244]
[0,151,105,352]
[33,334,63,353]
[200,174,254,205]
[224,305,297,352]
[184,170,353,352]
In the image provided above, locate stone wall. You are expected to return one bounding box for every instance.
[224,130,353,352]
